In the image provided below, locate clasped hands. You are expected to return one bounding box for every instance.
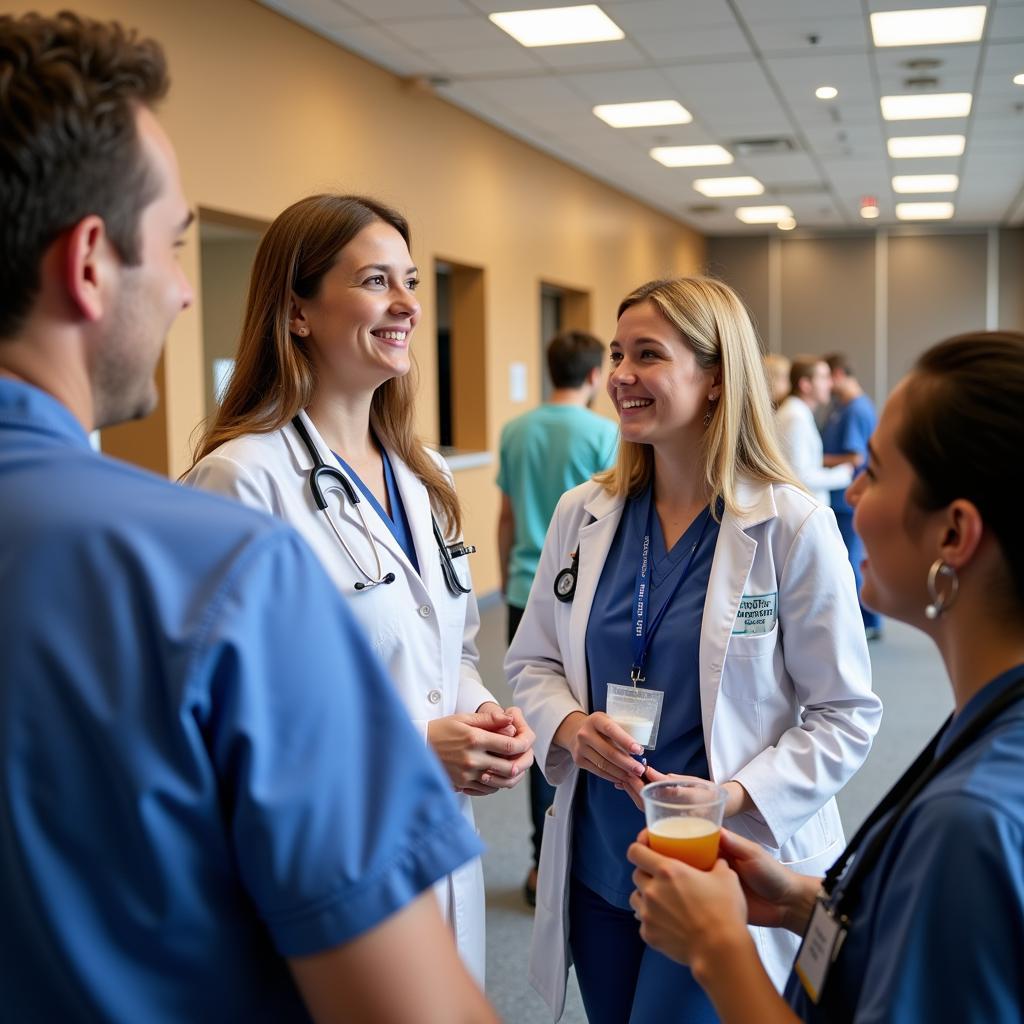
[427,702,534,796]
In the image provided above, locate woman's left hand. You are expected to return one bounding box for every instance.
[628,830,750,968]
[460,703,534,796]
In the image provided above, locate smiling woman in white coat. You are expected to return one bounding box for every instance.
[184,194,534,985]
[505,276,882,1023]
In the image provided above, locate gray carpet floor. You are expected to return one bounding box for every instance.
[472,601,950,1023]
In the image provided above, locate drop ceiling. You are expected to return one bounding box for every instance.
[257,0,1024,233]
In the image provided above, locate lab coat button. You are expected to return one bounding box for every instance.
[428,689,442,705]
[419,604,432,618]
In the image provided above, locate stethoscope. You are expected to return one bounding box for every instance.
[554,547,579,602]
[291,416,474,596]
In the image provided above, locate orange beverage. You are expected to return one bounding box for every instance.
[647,816,721,870]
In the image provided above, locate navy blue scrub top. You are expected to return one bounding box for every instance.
[785,663,1024,1023]
[573,488,720,909]
[334,446,419,573]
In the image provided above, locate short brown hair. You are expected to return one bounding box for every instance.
[789,354,824,395]
[0,11,168,337]
[547,330,605,388]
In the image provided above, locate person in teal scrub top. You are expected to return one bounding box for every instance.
[629,331,1024,1024]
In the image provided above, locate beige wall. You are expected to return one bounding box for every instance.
[15,0,705,593]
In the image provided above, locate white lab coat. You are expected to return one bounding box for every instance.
[506,476,882,1019]
[185,411,493,984]
[776,395,853,504]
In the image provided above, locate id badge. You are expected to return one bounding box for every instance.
[794,898,847,1004]
[606,683,664,750]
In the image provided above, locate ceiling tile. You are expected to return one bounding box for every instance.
[379,15,506,49]
[631,25,751,60]
[601,0,737,32]
[533,39,651,70]
[345,0,472,15]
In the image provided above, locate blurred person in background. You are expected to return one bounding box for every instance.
[823,353,881,640]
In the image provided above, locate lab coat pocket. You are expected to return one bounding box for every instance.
[535,804,562,913]
[720,624,782,702]
[726,623,779,658]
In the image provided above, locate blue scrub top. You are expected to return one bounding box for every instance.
[573,488,719,909]
[335,445,420,573]
[821,394,876,515]
[786,663,1024,1023]
[0,379,481,1022]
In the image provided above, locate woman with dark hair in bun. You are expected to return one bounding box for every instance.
[630,330,1024,1023]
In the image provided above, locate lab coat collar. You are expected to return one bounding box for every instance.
[727,476,778,532]
[580,474,777,531]
[582,483,625,522]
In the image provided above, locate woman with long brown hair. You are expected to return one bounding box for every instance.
[185,194,533,983]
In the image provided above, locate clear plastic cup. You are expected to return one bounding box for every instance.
[641,777,727,870]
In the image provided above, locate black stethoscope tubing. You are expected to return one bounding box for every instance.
[291,416,472,596]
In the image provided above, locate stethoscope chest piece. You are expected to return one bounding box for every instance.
[554,549,579,603]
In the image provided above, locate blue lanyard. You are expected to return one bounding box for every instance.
[630,494,713,685]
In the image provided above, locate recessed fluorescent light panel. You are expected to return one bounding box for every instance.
[880,92,972,120]
[778,216,797,231]
[870,6,986,47]
[650,145,733,167]
[892,174,959,193]
[693,176,764,197]
[489,5,624,47]
[887,134,966,158]
[896,201,955,220]
[593,100,691,128]
[815,86,838,100]
[1014,73,1024,86]
[736,205,793,224]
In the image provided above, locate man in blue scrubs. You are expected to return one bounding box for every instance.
[0,13,495,1023]
[822,354,882,640]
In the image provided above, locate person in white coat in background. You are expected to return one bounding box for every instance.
[505,277,881,1023]
[775,356,855,505]
[185,194,534,985]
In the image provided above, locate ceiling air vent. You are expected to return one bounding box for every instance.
[904,75,940,89]
[730,137,797,157]
[687,203,722,216]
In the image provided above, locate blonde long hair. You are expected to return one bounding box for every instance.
[597,276,800,517]
[188,194,461,537]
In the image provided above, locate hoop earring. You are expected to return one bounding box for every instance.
[924,559,959,619]
[703,397,717,428]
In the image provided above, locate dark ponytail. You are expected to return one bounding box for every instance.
[898,331,1024,608]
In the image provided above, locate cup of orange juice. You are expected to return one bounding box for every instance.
[641,778,726,870]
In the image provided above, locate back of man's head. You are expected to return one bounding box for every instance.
[547,330,605,389]
[0,11,168,339]
[789,355,822,396]
[824,352,855,380]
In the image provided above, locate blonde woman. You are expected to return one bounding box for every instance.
[506,277,881,1022]
[185,194,533,984]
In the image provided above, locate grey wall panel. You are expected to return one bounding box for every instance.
[779,237,876,400]
[887,234,987,388]
[706,237,770,350]
[999,228,1024,332]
